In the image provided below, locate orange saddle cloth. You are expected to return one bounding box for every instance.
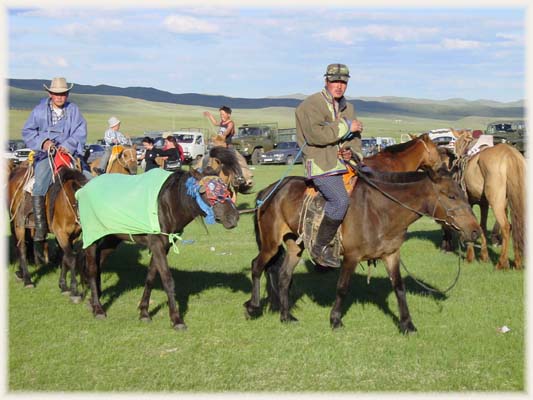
[305,168,358,197]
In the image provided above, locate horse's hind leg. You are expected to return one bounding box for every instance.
[149,237,186,330]
[138,261,159,322]
[278,240,304,323]
[85,244,106,318]
[477,203,490,262]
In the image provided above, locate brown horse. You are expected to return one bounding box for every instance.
[197,146,254,198]
[244,166,481,333]
[448,129,525,269]
[363,132,442,172]
[88,145,138,176]
[8,165,88,298]
[81,168,240,330]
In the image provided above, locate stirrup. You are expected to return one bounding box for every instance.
[310,244,340,268]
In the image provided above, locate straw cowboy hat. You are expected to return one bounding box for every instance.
[108,116,121,128]
[43,77,74,93]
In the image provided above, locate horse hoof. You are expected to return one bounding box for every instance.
[70,295,82,304]
[401,322,418,334]
[95,313,107,320]
[14,271,23,282]
[140,316,152,323]
[281,314,298,324]
[173,323,187,331]
[24,283,35,289]
[331,319,344,330]
[61,290,71,296]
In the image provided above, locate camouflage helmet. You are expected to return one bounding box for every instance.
[324,63,350,83]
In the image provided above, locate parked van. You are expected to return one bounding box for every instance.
[173,131,207,163]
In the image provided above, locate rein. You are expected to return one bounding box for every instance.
[350,160,468,229]
[399,238,464,295]
[47,150,82,225]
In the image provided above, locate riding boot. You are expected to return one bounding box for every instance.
[310,215,342,268]
[32,195,48,242]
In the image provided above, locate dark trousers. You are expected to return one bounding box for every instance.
[312,174,350,220]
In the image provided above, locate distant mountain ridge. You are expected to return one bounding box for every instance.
[8,79,524,120]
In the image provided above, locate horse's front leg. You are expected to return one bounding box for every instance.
[148,237,186,330]
[384,251,416,334]
[14,226,34,288]
[244,243,280,318]
[330,254,357,329]
[56,234,82,303]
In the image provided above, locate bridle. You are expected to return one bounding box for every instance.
[352,163,470,229]
[115,147,137,174]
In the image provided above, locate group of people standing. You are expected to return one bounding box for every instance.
[20,62,363,269]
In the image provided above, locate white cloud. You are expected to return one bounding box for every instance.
[318,25,438,45]
[163,15,219,34]
[441,38,484,50]
[319,27,355,45]
[39,56,69,68]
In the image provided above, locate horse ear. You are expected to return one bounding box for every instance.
[409,133,417,139]
[450,128,461,138]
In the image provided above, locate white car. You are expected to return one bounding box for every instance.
[428,129,456,149]
[174,131,206,163]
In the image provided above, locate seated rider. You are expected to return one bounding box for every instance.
[21,77,88,242]
[95,116,130,175]
[295,63,363,268]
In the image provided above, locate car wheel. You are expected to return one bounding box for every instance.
[285,155,295,165]
[251,148,263,165]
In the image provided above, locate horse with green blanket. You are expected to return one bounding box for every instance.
[76,165,240,331]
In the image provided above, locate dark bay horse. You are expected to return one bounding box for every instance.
[448,129,525,269]
[363,132,442,172]
[8,165,88,297]
[244,167,481,333]
[82,168,240,330]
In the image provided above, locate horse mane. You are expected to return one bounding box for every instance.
[380,137,419,154]
[208,146,243,178]
[362,168,431,184]
[158,169,218,219]
[48,167,88,221]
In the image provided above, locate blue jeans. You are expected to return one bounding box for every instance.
[32,158,54,196]
[312,174,350,220]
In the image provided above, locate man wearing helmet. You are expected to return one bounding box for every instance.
[295,64,364,268]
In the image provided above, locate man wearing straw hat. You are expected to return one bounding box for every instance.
[22,77,88,242]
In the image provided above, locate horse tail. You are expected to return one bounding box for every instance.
[47,168,88,222]
[505,147,526,258]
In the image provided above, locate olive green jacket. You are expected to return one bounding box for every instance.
[295,88,362,178]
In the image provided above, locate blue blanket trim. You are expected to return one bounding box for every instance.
[185,176,215,225]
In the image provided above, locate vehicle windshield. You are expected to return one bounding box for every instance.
[276,142,298,150]
[362,139,377,147]
[488,123,513,133]
[237,127,262,137]
[176,134,194,143]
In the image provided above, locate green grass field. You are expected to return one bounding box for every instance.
[7,165,525,393]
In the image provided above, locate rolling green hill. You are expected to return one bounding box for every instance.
[7,84,523,143]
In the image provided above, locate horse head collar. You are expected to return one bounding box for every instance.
[197,176,232,206]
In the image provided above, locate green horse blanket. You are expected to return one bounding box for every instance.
[75,168,173,248]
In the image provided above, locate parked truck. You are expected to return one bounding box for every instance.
[485,120,526,154]
[232,123,279,164]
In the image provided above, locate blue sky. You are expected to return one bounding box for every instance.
[7,5,527,102]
